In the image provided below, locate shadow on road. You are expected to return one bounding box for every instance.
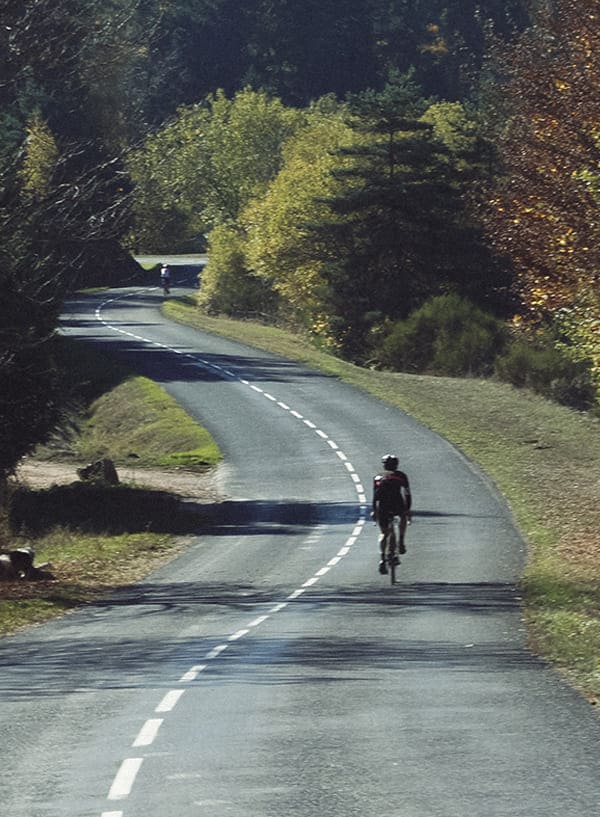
[0,580,535,699]
[62,291,333,385]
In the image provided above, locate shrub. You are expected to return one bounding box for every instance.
[198,224,279,318]
[495,339,597,411]
[379,293,507,376]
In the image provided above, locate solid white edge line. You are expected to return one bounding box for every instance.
[108,758,144,800]
[102,811,123,817]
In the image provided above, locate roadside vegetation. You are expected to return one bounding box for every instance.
[165,297,600,705]
[0,338,220,636]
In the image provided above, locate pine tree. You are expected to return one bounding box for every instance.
[311,73,487,358]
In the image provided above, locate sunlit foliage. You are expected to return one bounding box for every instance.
[481,0,600,385]
[242,106,361,337]
[127,88,304,251]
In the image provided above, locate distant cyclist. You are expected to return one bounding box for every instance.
[160,263,171,294]
[372,454,412,575]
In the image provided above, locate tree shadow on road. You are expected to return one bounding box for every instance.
[0,578,537,699]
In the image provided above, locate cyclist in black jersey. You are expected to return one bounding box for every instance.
[372,454,412,575]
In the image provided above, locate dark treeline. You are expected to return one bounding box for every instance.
[147,0,530,118]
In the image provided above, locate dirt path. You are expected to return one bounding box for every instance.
[13,460,224,503]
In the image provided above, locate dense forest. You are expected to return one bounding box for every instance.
[1,0,599,494]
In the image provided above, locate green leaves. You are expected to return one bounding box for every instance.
[127,88,304,250]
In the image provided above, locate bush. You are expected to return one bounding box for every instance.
[379,293,507,376]
[198,224,279,318]
[495,339,597,411]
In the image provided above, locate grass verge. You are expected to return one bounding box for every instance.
[39,336,220,469]
[165,297,600,703]
[0,337,220,635]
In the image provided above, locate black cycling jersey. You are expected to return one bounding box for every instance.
[373,470,411,518]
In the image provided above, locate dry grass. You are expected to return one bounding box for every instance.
[0,529,192,636]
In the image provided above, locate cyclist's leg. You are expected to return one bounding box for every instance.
[378,519,390,573]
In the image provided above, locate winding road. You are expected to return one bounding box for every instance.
[2,278,599,817]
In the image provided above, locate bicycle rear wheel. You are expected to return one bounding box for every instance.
[387,527,397,585]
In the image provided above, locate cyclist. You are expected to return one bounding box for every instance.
[372,454,412,575]
[160,263,171,294]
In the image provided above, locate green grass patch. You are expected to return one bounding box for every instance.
[40,337,220,470]
[165,297,600,702]
[77,375,220,469]
[1,336,219,636]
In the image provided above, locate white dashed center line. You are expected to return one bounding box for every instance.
[94,288,370,814]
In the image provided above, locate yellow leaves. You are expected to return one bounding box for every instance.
[240,112,358,323]
[482,0,600,333]
[419,22,449,57]
[19,114,58,201]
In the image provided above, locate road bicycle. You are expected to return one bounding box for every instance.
[382,514,409,585]
[381,515,401,584]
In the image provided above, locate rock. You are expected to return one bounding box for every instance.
[77,458,119,485]
[0,547,54,581]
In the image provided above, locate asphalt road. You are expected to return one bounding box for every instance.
[2,278,599,817]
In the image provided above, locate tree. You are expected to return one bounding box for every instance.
[370,0,531,99]
[198,223,279,317]
[306,74,497,358]
[128,88,304,251]
[0,0,139,501]
[242,104,359,338]
[244,0,378,105]
[480,0,600,384]
[145,0,257,121]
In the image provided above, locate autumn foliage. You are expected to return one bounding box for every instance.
[482,0,600,356]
